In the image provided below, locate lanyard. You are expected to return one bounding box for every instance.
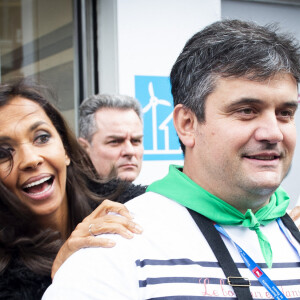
[276,218,300,257]
[214,219,300,300]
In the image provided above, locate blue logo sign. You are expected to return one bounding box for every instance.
[135,75,183,161]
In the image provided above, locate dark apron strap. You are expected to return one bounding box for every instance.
[187,208,253,300]
[281,213,300,243]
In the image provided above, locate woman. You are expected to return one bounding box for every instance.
[0,78,145,299]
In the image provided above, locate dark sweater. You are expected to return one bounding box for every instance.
[0,181,146,300]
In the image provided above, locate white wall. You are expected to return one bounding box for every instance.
[113,0,221,185]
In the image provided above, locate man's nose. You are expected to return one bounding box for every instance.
[120,141,135,156]
[254,113,283,144]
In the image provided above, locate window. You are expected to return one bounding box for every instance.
[0,0,98,132]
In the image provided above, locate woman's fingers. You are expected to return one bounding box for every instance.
[91,214,143,234]
[66,235,116,251]
[89,199,133,219]
[66,221,136,257]
[85,200,143,234]
[88,222,135,238]
[74,214,143,238]
[51,200,143,279]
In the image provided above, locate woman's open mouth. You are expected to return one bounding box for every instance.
[22,175,54,199]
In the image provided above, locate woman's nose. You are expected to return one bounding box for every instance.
[18,144,43,171]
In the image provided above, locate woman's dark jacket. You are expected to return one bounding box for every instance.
[0,181,146,300]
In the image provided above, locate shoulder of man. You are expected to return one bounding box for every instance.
[117,183,147,203]
[87,178,147,204]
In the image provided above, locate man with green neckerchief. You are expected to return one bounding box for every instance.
[44,19,300,300]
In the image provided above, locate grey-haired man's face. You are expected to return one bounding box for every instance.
[79,108,144,182]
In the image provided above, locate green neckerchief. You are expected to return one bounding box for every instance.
[147,165,290,268]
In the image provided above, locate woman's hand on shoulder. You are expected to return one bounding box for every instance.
[51,199,142,279]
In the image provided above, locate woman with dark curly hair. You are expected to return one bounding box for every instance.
[0,78,145,299]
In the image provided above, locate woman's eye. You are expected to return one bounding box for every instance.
[0,146,14,161]
[35,133,51,144]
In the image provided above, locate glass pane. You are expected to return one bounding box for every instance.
[0,0,75,130]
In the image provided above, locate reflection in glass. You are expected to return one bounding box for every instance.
[0,0,75,129]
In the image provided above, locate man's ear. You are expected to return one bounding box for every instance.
[78,137,91,155]
[173,104,197,149]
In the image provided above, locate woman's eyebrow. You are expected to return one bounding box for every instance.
[0,136,11,143]
[0,121,50,143]
[29,121,48,132]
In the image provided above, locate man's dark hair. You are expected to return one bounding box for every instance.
[170,19,300,152]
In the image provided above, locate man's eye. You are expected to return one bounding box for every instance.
[277,109,296,122]
[132,139,142,144]
[234,107,258,119]
[279,110,293,117]
[240,108,254,115]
